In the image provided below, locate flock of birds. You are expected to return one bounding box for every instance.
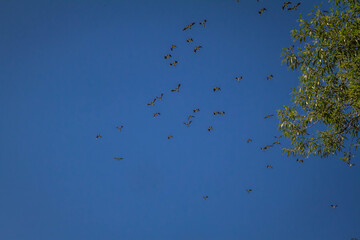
[94,1,358,238]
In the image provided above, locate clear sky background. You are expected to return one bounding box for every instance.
[0,0,359,239]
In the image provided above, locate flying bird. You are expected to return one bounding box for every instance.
[214,111,225,116]
[288,2,301,10]
[272,141,280,145]
[147,98,156,106]
[199,19,207,27]
[170,61,178,66]
[153,112,161,118]
[213,87,221,92]
[208,126,213,132]
[96,134,102,139]
[186,38,193,43]
[184,120,192,127]
[264,114,274,119]
[261,145,272,151]
[275,135,283,140]
[247,138,252,143]
[194,45,202,53]
[114,157,123,161]
[156,93,164,101]
[246,189,252,193]
[168,135,173,140]
[170,44,176,51]
[266,74,274,80]
[282,2,292,10]
[259,8,267,14]
[266,165,273,168]
[171,84,181,92]
[330,204,338,209]
[349,163,355,167]
[235,76,243,82]
[183,22,195,31]
[296,158,304,163]
[116,125,124,131]
[203,195,209,200]
[193,108,200,113]
[188,115,195,120]
[164,54,172,59]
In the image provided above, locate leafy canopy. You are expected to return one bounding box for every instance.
[278,0,360,162]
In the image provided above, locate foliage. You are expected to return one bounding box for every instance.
[278,0,360,162]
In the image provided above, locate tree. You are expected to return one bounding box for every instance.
[278,0,360,163]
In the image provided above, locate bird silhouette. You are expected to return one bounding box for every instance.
[170,45,176,51]
[259,8,267,14]
[261,145,272,151]
[193,108,200,113]
[186,38,193,43]
[199,19,207,27]
[349,163,356,167]
[194,45,202,53]
[147,98,157,106]
[114,157,123,161]
[183,22,195,31]
[288,2,301,10]
[272,141,280,145]
[116,126,124,131]
[274,135,283,140]
[170,61,178,66]
[282,2,292,10]
[235,76,243,82]
[296,158,304,163]
[208,126,213,132]
[246,189,252,193]
[171,84,181,92]
[266,74,274,80]
[184,120,192,127]
[96,134,102,139]
[203,195,209,200]
[168,135,173,140]
[266,165,273,168]
[264,114,274,119]
[153,112,161,118]
[330,204,338,209]
[164,54,172,59]
[247,138,252,143]
[156,93,164,101]
[188,115,195,120]
[213,87,221,92]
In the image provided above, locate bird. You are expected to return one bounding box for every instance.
[170,44,176,51]
[193,108,200,113]
[188,115,195,120]
[349,163,356,167]
[246,189,252,193]
[147,98,157,106]
[272,141,281,145]
[247,138,252,143]
[235,76,243,82]
[213,87,221,92]
[164,54,172,59]
[203,195,209,200]
[116,125,124,131]
[96,134,102,139]
[214,111,225,116]
[114,157,124,161]
[153,112,161,118]
[288,2,301,10]
[208,126,213,132]
[282,2,291,10]
[330,204,338,209]
[184,120,192,127]
[168,135,173,140]
[156,93,164,101]
[183,22,195,31]
[296,158,304,163]
[186,38,193,43]
[259,8,267,14]
[274,135,283,140]
[264,114,274,119]
[194,45,202,53]
[266,74,274,80]
[261,145,272,151]
[267,165,273,168]
[171,84,181,92]
[170,61,178,66]
[199,19,207,27]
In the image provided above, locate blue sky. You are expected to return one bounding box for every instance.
[0,0,359,239]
